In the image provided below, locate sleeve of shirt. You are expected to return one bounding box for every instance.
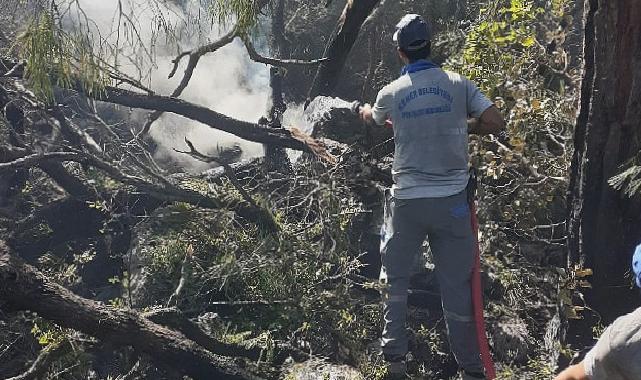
[465,78,494,119]
[583,324,618,379]
[371,87,393,126]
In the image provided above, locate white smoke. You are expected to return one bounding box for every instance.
[74,0,270,172]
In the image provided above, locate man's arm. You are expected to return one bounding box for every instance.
[360,86,393,126]
[554,362,588,380]
[468,105,505,135]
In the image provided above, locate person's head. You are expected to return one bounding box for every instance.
[393,14,432,64]
[633,244,641,290]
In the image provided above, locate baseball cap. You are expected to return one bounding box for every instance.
[633,244,641,288]
[393,14,431,51]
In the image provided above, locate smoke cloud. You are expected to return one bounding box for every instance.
[75,0,270,172]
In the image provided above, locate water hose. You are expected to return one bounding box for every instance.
[470,202,497,379]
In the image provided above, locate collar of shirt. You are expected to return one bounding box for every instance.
[400,59,438,76]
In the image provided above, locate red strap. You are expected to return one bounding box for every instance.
[470,202,496,379]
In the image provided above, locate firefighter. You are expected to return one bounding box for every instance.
[359,13,504,380]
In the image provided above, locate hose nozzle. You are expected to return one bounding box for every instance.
[350,101,363,115]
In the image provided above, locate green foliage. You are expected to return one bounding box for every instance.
[134,164,378,364]
[446,0,576,376]
[459,0,541,90]
[31,318,65,346]
[210,0,261,32]
[16,10,107,102]
[448,0,574,240]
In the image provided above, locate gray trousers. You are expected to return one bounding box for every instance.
[380,189,483,373]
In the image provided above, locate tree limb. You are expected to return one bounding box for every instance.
[175,138,280,233]
[97,86,337,164]
[143,307,309,364]
[141,27,240,136]
[0,244,265,380]
[240,34,327,67]
[0,152,79,171]
[143,308,264,361]
[175,138,259,208]
[0,151,222,209]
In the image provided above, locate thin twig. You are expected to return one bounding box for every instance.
[175,138,259,208]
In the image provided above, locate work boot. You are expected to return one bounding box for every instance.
[461,370,486,380]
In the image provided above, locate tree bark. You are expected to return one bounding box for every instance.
[0,243,265,380]
[100,87,309,150]
[263,0,293,174]
[307,0,381,100]
[567,0,641,321]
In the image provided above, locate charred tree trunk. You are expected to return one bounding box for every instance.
[0,243,264,380]
[263,0,293,174]
[567,0,641,321]
[307,0,381,100]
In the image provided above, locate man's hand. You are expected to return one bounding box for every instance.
[553,362,588,380]
[469,106,505,135]
[359,103,375,125]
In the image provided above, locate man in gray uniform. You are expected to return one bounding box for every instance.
[359,14,504,380]
[554,244,641,380]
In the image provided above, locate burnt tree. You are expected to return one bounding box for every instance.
[567,0,641,321]
[307,0,381,100]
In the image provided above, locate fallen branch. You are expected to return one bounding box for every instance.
[0,150,223,208]
[0,152,79,171]
[144,307,309,364]
[166,245,194,308]
[143,308,264,361]
[101,86,310,150]
[0,244,265,380]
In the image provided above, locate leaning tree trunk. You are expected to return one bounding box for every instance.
[307,0,381,100]
[567,0,641,322]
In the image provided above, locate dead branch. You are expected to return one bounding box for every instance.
[0,152,79,171]
[0,151,223,209]
[0,244,266,380]
[142,28,239,136]
[5,340,72,380]
[100,86,311,151]
[176,138,259,207]
[167,245,194,308]
[143,307,309,364]
[240,34,327,67]
[38,161,94,198]
[0,145,29,162]
[175,138,279,233]
[143,307,264,361]
[0,61,337,163]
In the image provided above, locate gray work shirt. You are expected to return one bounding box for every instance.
[371,67,493,199]
[584,306,641,380]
